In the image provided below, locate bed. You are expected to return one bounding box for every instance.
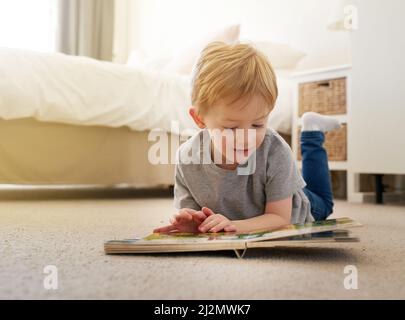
[0,48,293,187]
[0,117,180,186]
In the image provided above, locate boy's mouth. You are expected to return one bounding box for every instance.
[234,148,251,155]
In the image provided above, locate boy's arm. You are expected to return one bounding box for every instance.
[232,196,292,233]
[231,136,302,234]
[173,164,200,211]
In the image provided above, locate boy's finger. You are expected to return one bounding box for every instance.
[209,221,230,233]
[199,218,221,233]
[174,211,192,223]
[191,211,207,223]
[224,225,237,232]
[202,207,215,216]
[198,215,217,229]
[183,208,197,214]
[153,224,177,233]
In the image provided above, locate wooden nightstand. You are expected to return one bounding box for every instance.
[291,65,352,199]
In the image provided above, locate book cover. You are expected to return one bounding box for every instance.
[104,217,362,258]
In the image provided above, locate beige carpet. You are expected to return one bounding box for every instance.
[1,196,404,299]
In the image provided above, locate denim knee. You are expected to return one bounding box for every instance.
[311,199,334,221]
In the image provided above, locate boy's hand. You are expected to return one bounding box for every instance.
[153,208,209,233]
[198,207,237,233]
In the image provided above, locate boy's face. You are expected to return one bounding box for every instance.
[190,95,270,169]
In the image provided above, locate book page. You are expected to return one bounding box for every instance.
[134,218,361,245]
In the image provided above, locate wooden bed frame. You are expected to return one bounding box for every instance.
[0,118,177,187]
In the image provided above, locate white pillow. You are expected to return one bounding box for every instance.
[126,49,145,68]
[163,24,241,75]
[126,49,172,70]
[252,41,306,69]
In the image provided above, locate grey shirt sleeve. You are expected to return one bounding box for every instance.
[173,164,201,210]
[265,139,306,202]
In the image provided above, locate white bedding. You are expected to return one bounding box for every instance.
[0,48,293,135]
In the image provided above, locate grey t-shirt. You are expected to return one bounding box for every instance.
[173,128,314,224]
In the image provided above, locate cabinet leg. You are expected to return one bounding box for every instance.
[347,171,363,203]
[375,174,385,204]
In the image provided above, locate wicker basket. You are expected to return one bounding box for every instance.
[299,78,346,116]
[297,124,347,161]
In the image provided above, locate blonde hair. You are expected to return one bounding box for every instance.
[191,41,278,115]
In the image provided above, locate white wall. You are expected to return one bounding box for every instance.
[113,0,131,63]
[0,0,56,52]
[115,0,351,70]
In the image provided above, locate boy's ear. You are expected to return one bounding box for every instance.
[189,107,206,129]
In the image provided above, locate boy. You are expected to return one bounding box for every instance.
[153,42,341,234]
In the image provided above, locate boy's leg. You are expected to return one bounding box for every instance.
[301,131,334,220]
[303,183,332,221]
[300,112,340,221]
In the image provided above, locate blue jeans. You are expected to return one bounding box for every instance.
[301,131,334,221]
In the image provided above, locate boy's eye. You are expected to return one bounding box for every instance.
[223,125,264,130]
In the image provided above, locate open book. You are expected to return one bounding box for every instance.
[104,217,362,259]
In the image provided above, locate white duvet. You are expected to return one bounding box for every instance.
[0,48,292,135]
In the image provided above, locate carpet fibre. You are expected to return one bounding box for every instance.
[1,197,404,299]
